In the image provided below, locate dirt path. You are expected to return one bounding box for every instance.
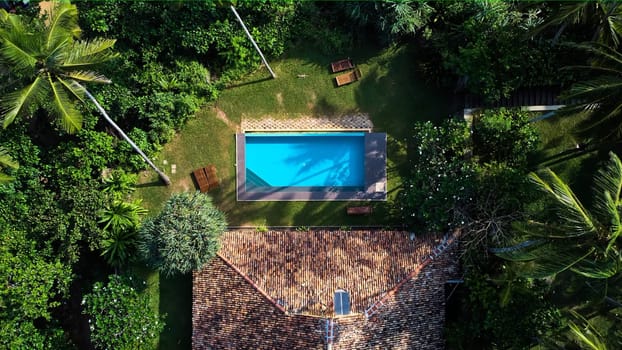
[214,106,238,131]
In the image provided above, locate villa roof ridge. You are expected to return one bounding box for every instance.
[216,253,288,315]
[218,229,447,316]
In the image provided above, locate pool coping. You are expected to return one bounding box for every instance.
[235,132,387,201]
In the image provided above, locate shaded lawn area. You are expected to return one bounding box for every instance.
[530,112,603,199]
[134,43,452,226]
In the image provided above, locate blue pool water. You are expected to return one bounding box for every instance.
[245,132,365,189]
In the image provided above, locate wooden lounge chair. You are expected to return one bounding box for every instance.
[193,168,210,193]
[335,68,362,87]
[205,165,220,189]
[346,205,372,215]
[330,58,354,73]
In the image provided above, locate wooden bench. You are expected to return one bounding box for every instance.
[347,206,372,215]
[193,165,220,193]
[335,68,362,87]
[330,58,354,73]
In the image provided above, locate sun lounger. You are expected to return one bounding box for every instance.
[335,68,362,87]
[193,168,210,193]
[205,165,220,189]
[193,165,220,192]
[331,58,354,73]
[347,206,372,215]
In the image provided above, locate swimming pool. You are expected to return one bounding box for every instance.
[236,132,387,201]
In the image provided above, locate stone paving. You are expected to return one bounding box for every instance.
[241,114,373,132]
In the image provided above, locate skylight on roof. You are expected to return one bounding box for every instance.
[334,289,350,315]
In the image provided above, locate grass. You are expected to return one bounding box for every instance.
[134,43,452,227]
[531,112,603,200]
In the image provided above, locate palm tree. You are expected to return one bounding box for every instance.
[494,152,622,279]
[0,4,171,185]
[0,146,17,183]
[557,42,622,144]
[533,1,622,47]
[98,199,147,268]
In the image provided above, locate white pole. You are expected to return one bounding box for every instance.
[82,87,172,186]
[230,5,276,79]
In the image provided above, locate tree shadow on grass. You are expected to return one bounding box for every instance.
[159,273,192,350]
[354,45,453,141]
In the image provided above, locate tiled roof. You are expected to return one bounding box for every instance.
[218,230,439,316]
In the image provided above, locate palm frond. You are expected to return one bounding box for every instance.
[560,75,622,102]
[0,146,17,184]
[61,39,118,68]
[57,77,85,102]
[62,70,111,84]
[511,248,594,279]
[570,251,620,279]
[45,3,80,50]
[530,170,597,236]
[0,30,38,73]
[0,146,18,169]
[593,152,622,246]
[48,77,82,133]
[567,310,608,350]
[0,76,47,128]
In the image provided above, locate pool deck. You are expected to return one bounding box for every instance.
[236,132,387,201]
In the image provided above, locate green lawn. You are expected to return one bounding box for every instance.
[133,43,453,349]
[134,43,452,227]
[531,112,602,199]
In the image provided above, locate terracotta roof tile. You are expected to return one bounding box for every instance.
[218,230,438,316]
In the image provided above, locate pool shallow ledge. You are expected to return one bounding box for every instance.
[235,132,387,201]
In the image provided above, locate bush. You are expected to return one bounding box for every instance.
[82,274,164,350]
[137,192,227,276]
[472,108,539,168]
[396,119,474,232]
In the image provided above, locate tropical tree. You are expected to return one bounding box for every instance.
[98,199,146,268]
[340,0,435,42]
[137,191,226,276]
[0,4,170,184]
[533,1,622,47]
[82,274,164,350]
[0,146,17,183]
[494,152,622,279]
[558,42,622,144]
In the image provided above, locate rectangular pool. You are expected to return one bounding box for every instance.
[236,132,387,201]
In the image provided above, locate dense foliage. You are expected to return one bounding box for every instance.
[76,0,297,158]
[397,109,539,241]
[138,192,227,276]
[82,274,164,350]
[396,118,474,232]
[446,267,562,349]
[0,221,73,350]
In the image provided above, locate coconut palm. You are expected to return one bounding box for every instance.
[557,42,622,144]
[0,4,170,184]
[533,1,622,47]
[0,146,17,183]
[494,152,622,279]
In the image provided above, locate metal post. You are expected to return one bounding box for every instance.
[230,5,276,78]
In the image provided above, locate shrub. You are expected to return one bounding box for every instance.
[472,108,539,168]
[137,192,227,276]
[82,274,164,350]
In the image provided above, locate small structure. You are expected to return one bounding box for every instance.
[331,58,354,73]
[346,206,372,215]
[192,165,219,193]
[335,68,362,87]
